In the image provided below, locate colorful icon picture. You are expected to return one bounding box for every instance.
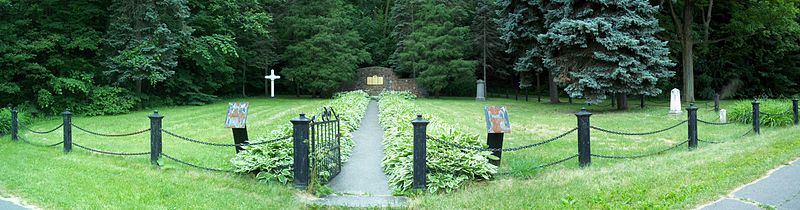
[225,102,249,128]
[484,106,511,133]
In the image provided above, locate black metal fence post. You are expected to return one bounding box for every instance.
[793,97,798,126]
[62,109,72,153]
[687,104,698,149]
[752,100,761,135]
[411,114,429,190]
[149,111,163,165]
[576,108,592,167]
[291,114,311,189]
[10,108,18,141]
[714,93,720,112]
[486,133,504,166]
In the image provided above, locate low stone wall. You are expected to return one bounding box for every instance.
[344,67,425,96]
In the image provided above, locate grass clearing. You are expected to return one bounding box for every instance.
[2,96,797,209]
[1,98,328,209]
[411,97,799,209]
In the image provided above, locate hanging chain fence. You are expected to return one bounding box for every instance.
[162,129,291,147]
[72,124,150,137]
[72,143,149,156]
[591,140,688,159]
[21,123,63,134]
[428,128,577,152]
[698,139,724,144]
[18,135,64,147]
[591,120,687,136]
[760,110,793,117]
[698,119,734,125]
[161,153,234,173]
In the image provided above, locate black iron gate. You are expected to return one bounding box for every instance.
[309,107,342,182]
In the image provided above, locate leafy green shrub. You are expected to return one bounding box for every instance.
[728,99,795,127]
[230,90,370,183]
[80,86,139,116]
[379,91,496,193]
[0,107,32,135]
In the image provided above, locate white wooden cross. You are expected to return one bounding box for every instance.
[264,69,281,98]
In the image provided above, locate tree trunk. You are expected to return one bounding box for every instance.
[295,82,300,98]
[135,79,143,109]
[482,26,487,96]
[681,0,695,102]
[536,73,541,102]
[241,63,247,97]
[616,94,629,110]
[548,70,560,103]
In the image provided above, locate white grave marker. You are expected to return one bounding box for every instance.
[669,88,682,115]
[264,69,281,98]
[720,109,727,123]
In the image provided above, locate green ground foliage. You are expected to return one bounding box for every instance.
[728,99,797,127]
[231,91,370,183]
[379,91,496,193]
[1,96,798,209]
[409,97,799,209]
[1,98,328,209]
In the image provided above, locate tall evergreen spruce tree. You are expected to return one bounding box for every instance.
[472,0,505,95]
[396,1,476,97]
[388,0,423,77]
[540,0,674,106]
[104,0,191,95]
[497,0,560,103]
[280,0,370,97]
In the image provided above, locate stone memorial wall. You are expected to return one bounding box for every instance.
[345,66,425,96]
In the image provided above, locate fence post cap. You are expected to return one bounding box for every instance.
[411,114,429,124]
[149,110,163,118]
[793,96,798,101]
[62,108,72,115]
[576,108,592,116]
[291,113,311,123]
[752,99,760,104]
[10,107,17,113]
[687,103,698,111]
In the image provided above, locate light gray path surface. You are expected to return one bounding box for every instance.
[327,100,391,195]
[0,199,30,210]
[701,159,800,210]
[315,100,406,207]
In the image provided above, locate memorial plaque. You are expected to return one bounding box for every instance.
[484,106,511,133]
[225,102,249,128]
[367,75,384,86]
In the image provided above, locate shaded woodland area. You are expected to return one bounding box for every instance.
[1,0,798,115]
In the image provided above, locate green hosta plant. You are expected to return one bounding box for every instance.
[379,91,496,193]
[231,90,369,183]
[728,99,795,127]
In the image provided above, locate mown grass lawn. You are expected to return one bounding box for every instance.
[0,97,327,209]
[411,97,800,209]
[3,95,798,209]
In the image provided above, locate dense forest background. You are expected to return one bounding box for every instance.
[1,0,798,116]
